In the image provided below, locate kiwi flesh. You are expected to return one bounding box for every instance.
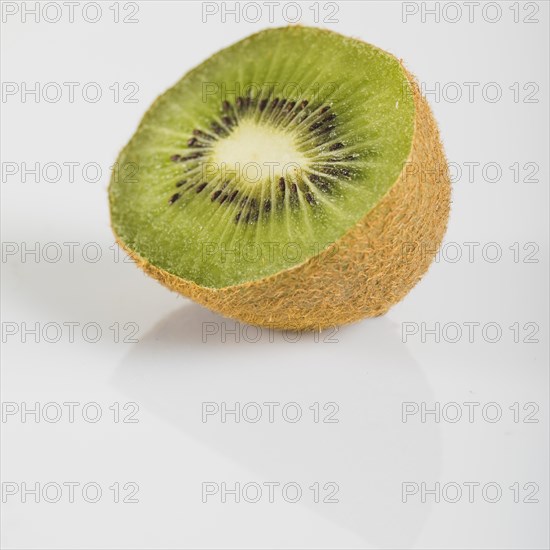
[109,26,450,331]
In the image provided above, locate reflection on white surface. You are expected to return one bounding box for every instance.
[114,304,440,549]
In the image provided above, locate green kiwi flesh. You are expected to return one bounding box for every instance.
[109,27,416,289]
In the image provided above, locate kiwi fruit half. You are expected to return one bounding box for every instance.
[109,26,450,331]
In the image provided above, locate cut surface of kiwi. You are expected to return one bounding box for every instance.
[110,26,450,330]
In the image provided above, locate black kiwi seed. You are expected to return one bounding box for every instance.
[192,129,215,140]
[248,199,259,221]
[168,193,181,205]
[278,177,286,192]
[211,190,222,201]
[325,166,351,178]
[187,137,197,147]
[236,97,244,110]
[310,114,336,133]
[271,98,279,110]
[329,142,344,151]
[309,172,330,190]
[289,183,299,205]
[309,121,323,132]
[320,105,331,114]
[176,180,186,187]
[219,194,229,204]
[228,190,238,203]
[285,101,295,112]
[235,211,242,223]
[299,99,308,109]
[264,198,272,212]
[211,122,225,136]
[181,152,203,160]
[314,179,330,192]
[222,100,231,112]
[196,182,207,193]
[221,116,233,127]
[170,154,182,162]
[305,192,316,205]
[317,124,335,136]
[259,98,268,111]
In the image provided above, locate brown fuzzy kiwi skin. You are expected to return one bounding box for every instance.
[113,67,450,332]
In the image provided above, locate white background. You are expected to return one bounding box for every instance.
[1,1,549,548]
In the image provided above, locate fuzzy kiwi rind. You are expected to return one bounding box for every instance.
[110,29,451,331]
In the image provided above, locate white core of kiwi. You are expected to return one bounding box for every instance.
[211,119,311,184]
